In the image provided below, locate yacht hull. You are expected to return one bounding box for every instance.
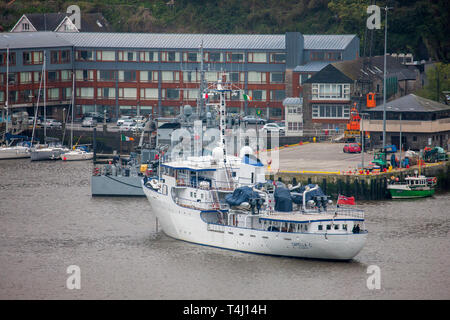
[0,147,31,159]
[31,148,67,161]
[143,184,367,260]
[91,175,145,196]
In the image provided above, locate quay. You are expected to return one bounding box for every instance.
[264,142,450,200]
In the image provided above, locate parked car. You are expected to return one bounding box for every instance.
[262,122,285,135]
[82,117,97,127]
[243,116,266,125]
[44,118,62,128]
[119,120,136,132]
[116,116,133,126]
[343,143,362,153]
[132,115,147,124]
[84,112,110,123]
[131,122,146,133]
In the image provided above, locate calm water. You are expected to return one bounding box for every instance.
[0,159,449,300]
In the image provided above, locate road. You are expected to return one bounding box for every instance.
[261,142,374,172]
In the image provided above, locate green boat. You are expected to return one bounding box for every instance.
[387,175,437,199]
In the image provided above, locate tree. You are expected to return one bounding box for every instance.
[416,63,450,103]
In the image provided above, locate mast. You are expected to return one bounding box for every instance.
[5,46,9,136]
[382,6,391,149]
[70,65,75,149]
[31,61,45,146]
[197,40,206,119]
[43,51,47,142]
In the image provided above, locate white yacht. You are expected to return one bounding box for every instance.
[142,80,367,260]
[0,144,31,159]
[61,148,93,161]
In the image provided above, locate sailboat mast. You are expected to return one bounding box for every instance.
[5,46,9,135]
[71,65,75,149]
[31,60,45,146]
[43,51,47,141]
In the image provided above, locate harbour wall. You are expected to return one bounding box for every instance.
[267,161,450,200]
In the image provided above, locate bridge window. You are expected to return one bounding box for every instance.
[318,225,323,231]
[343,224,347,230]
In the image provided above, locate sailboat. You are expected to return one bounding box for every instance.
[30,51,69,161]
[0,47,31,160]
[60,74,93,161]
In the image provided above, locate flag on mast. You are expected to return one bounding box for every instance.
[121,134,134,142]
[243,94,252,101]
[337,195,355,205]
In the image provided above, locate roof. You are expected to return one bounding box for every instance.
[26,13,68,31]
[0,32,72,49]
[303,35,357,50]
[332,55,417,81]
[293,61,330,72]
[20,13,112,32]
[367,94,450,113]
[56,32,286,50]
[0,32,357,51]
[304,64,353,84]
[283,97,303,106]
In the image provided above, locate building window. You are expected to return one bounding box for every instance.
[270,53,286,63]
[139,51,158,62]
[228,72,244,83]
[270,72,284,83]
[51,50,70,64]
[96,50,116,61]
[22,23,30,31]
[312,105,350,119]
[183,52,200,62]
[62,87,72,100]
[0,52,16,66]
[227,52,244,63]
[248,52,267,63]
[97,70,116,82]
[310,51,325,61]
[161,51,180,62]
[270,90,285,101]
[288,122,303,131]
[140,88,159,100]
[248,90,266,101]
[118,88,137,99]
[47,88,59,100]
[7,73,17,85]
[97,87,116,99]
[270,107,282,118]
[163,88,180,100]
[76,70,94,81]
[23,51,43,65]
[183,71,199,83]
[413,136,417,142]
[60,70,72,82]
[118,70,137,82]
[76,50,94,61]
[287,106,302,114]
[118,51,137,62]
[207,52,223,63]
[161,71,179,82]
[248,72,266,84]
[48,71,60,82]
[311,83,350,100]
[183,89,199,101]
[140,71,158,82]
[76,87,94,99]
[20,72,32,84]
[327,52,342,61]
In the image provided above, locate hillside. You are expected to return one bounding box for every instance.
[0,0,448,62]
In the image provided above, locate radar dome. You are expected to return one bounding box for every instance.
[212,147,224,161]
[239,146,253,158]
[183,105,192,116]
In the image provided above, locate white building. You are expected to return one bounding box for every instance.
[283,97,303,136]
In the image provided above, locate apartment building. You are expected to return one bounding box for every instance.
[0,31,359,121]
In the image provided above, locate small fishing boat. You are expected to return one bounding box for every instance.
[61,146,93,161]
[387,174,436,199]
